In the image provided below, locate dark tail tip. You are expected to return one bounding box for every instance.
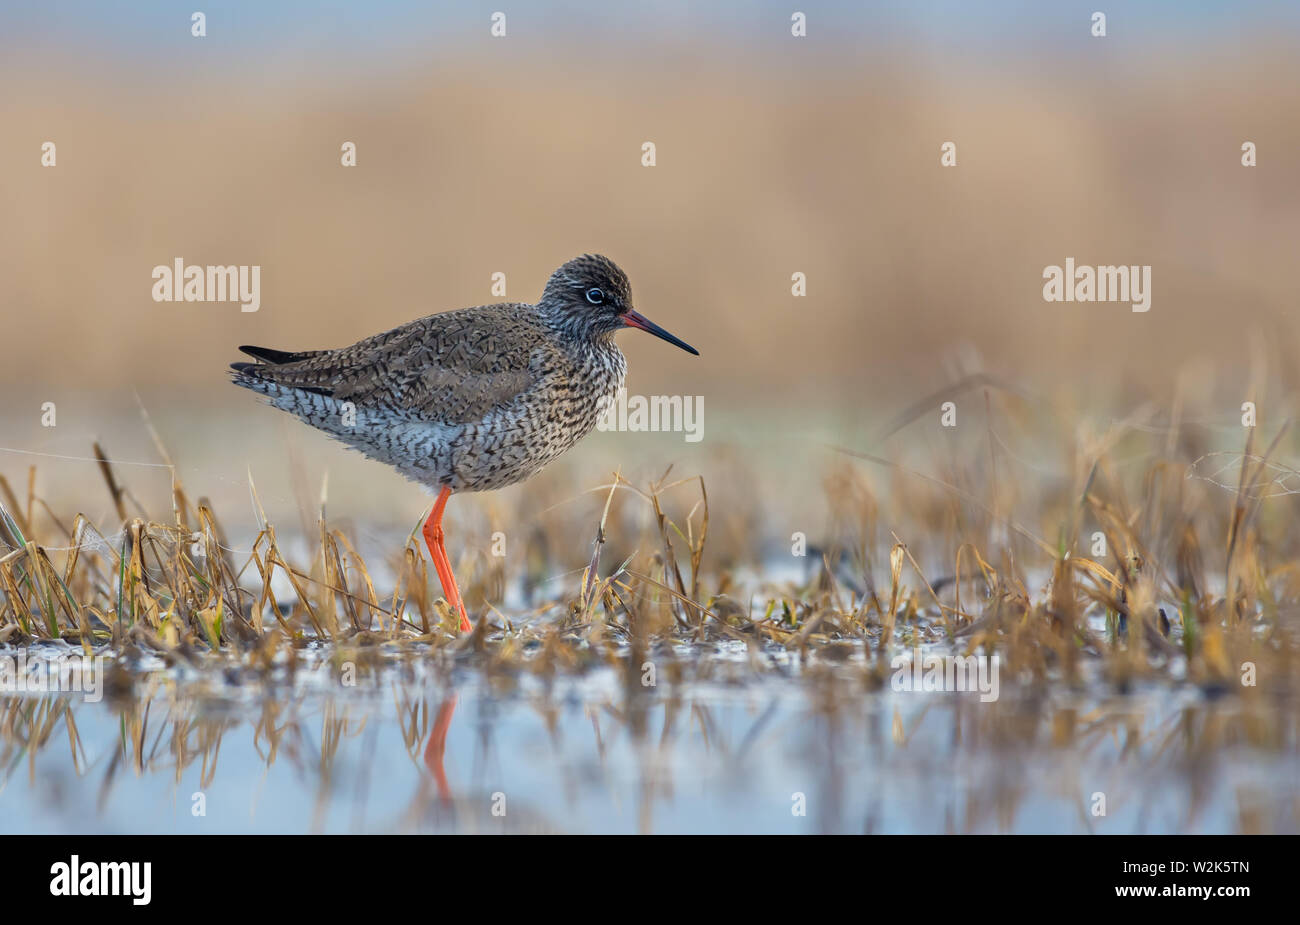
[238,344,301,364]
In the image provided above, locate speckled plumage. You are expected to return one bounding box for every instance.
[229,255,694,493]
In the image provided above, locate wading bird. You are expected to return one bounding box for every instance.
[229,255,698,631]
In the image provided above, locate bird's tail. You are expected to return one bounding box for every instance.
[229,344,333,396]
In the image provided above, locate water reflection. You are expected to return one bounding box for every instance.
[0,655,1295,834]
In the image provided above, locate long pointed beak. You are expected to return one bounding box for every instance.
[621,310,700,356]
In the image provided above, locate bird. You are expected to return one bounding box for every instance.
[228,254,699,633]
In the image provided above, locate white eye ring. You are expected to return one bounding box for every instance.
[585,288,605,305]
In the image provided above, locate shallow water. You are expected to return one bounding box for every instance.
[1,641,1294,834]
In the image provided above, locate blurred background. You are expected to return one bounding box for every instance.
[2,0,1299,551]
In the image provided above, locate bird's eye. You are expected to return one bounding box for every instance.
[585,288,605,305]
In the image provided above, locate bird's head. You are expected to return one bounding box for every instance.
[539,254,699,356]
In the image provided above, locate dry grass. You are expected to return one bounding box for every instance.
[2,386,1298,710]
[3,387,1299,834]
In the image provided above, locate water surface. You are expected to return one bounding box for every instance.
[2,641,1293,834]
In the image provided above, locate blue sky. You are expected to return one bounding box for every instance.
[6,1,1297,59]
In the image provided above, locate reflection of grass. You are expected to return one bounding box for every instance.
[1,680,1291,833]
[0,393,1298,712]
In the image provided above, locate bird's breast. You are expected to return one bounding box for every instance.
[444,343,625,492]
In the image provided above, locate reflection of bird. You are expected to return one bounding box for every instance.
[423,696,458,807]
[230,255,698,631]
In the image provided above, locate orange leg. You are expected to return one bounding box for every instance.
[422,485,472,633]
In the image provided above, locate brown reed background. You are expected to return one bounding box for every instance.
[1,20,1299,535]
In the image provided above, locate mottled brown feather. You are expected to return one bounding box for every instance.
[226,254,675,493]
[239,303,554,425]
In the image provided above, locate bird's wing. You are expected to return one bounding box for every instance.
[233,305,549,425]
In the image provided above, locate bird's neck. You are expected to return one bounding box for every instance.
[538,302,617,357]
